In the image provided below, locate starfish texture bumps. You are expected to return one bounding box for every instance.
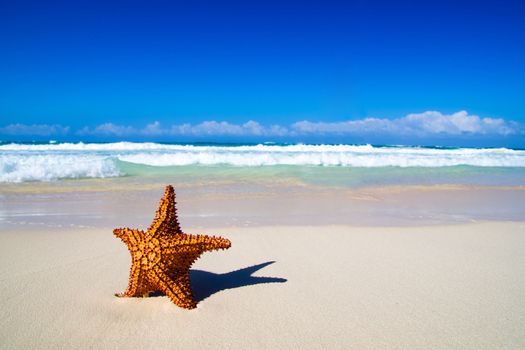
[113,185,231,309]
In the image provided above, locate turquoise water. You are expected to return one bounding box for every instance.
[117,161,525,188]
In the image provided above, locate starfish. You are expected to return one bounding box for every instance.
[113,185,231,309]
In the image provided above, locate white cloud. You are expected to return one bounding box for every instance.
[292,111,521,137]
[2,111,522,139]
[292,117,396,135]
[77,123,135,136]
[0,123,70,136]
[77,120,291,137]
[402,110,515,135]
[172,120,288,137]
[143,121,162,135]
[184,121,246,136]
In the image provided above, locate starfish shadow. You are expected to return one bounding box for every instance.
[189,261,287,303]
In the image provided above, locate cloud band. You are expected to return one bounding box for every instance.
[1,111,522,139]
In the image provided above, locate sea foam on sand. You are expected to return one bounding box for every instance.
[1,222,524,349]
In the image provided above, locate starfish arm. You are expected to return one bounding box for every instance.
[119,260,156,297]
[114,228,155,297]
[162,234,231,255]
[148,264,197,309]
[148,185,182,238]
[113,228,146,250]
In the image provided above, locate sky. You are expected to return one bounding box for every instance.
[1,0,524,146]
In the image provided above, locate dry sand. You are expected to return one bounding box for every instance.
[1,222,524,349]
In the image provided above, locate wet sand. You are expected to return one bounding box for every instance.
[1,181,524,229]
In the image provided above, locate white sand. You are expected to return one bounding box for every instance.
[1,222,524,349]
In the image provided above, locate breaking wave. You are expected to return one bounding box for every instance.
[1,142,525,182]
[0,154,120,183]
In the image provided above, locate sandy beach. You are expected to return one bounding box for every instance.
[1,221,524,349]
[1,144,525,349]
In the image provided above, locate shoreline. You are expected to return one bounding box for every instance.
[2,183,524,230]
[2,178,525,194]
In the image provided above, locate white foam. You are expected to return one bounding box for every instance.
[117,148,525,167]
[0,154,120,183]
[0,142,376,152]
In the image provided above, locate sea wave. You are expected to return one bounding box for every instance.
[117,149,525,167]
[0,141,377,152]
[0,154,120,182]
[1,142,525,182]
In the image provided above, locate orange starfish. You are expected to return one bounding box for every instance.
[113,185,231,309]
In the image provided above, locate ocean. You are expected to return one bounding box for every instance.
[1,141,525,187]
[1,141,525,228]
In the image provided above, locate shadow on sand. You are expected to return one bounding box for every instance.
[190,261,287,303]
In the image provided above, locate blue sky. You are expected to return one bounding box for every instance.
[1,0,524,146]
